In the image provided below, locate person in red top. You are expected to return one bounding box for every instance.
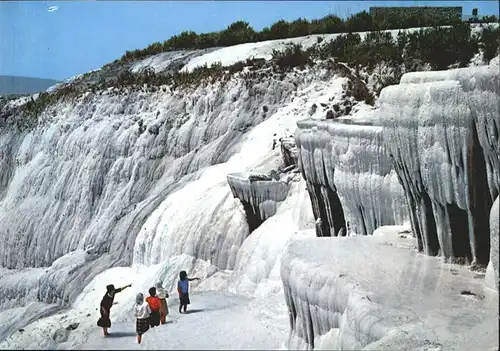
[145,287,161,328]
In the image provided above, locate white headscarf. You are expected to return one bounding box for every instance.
[135,293,144,305]
[155,282,168,299]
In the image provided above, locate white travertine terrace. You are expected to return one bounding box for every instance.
[227,172,290,231]
[295,119,408,236]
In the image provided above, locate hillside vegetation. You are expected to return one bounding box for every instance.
[1,14,499,132]
[120,10,498,62]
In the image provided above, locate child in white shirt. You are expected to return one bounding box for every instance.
[134,293,151,344]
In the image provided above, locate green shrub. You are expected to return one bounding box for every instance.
[371,7,464,29]
[117,70,137,86]
[167,31,198,50]
[268,20,291,40]
[468,15,499,24]
[405,23,478,70]
[195,32,220,49]
[282,21,484,76]
[219,21,256,46]
[346,31,402,69]
[119,10,494,63]
[272,44,311,70]
[344,11,373,32]
[288,18,311,38]
[479,25,500,62]
[375,72,403,95]
[310,15,344,34]
[313,33,361,60]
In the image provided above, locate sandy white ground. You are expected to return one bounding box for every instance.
[76,292,288,350]
[0,264,290,350]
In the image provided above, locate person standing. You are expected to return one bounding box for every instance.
[97,283,132,337]
[177,271,201,313]
[145,287,161,328]
[134,293,151,344]
[155,282,169,324]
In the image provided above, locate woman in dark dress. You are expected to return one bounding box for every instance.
[97,283,132,336]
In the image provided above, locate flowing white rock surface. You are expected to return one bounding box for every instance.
[486,197,499,291]
[283,62,499,350]
[0,53,348,345]
[380,65,499,264]
[295,118,408,236]
[281,228,499,350]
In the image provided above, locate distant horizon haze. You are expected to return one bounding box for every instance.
[0,75,59,96]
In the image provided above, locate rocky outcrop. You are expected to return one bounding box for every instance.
[295,119,408,237]
[284,63,500,350]
[380,65,499,264]
[227,172,290,232]
[226,137,301,233]
[280,137,299,168]
[281,231,499,350]
[295,63,499,264]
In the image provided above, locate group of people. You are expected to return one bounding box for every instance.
[97,270,201,344]
[134,282,170,343]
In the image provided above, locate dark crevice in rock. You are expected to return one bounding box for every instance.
[391,156,439,256]
[241,200,264,233]
[306,182,323,237]
[391,154,424,251]
[311,183,331,237]
[306,305,315,349]
[447,203,472,263]
[322,162,346,237]
[288,291,297,331]
[280,138,298,168]
[358,205,368,236]
[467,121,492,265]
[420,192,440,256]
[408,197,424,251]
[307,179,346,238]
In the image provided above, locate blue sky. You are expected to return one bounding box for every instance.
[1,1,498,81]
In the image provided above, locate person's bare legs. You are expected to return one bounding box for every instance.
[102,327,109,336]
[137,334,142,344]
